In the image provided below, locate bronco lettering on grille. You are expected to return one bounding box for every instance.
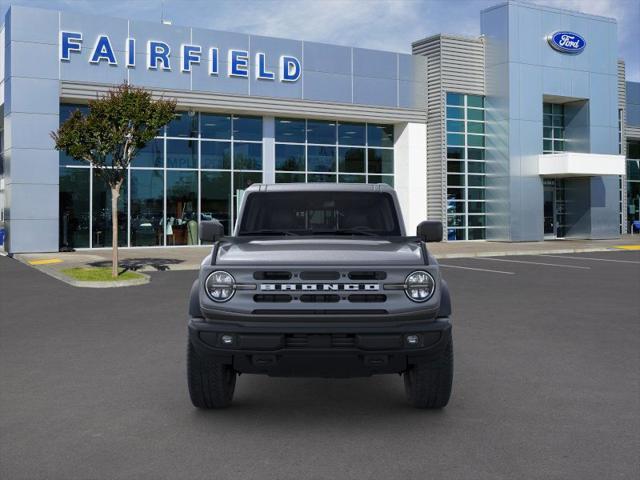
[261,283,379,291]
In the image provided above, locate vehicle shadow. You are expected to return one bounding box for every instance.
[89,257,185,271]
[187,375,449,428]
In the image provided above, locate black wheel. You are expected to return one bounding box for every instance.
[404,340,453,409]
[187,341,236,408]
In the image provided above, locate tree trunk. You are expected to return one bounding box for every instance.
[111,184,121,279]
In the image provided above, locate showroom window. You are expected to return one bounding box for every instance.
[58,104,263,248]
[445,92,486,241]
[59,167,90,249]
[618,109,623,233]
[627,140,640,233]
[543,103,565,154]
[274,118,394,187]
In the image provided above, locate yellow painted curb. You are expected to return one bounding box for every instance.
[29,258,63,265]
[613,245,640,251]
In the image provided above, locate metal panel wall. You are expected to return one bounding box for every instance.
[626,81,640,135]
[412,38,444,225]
[60,81,426,124]
[482,1,621,241]
[618,61,626,231]
[412,34,485,229]
[54,9,428,111]
[3,6,60,252]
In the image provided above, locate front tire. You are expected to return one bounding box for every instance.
[404,340,453,409]
[187,341,236,408]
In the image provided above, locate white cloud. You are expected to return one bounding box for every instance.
[195,0,426,52]
[0,0,637,80]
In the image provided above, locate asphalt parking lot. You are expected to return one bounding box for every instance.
[1,250,639,480]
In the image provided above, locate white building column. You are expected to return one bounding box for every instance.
[262,116,275,183]
[394,122,427,234]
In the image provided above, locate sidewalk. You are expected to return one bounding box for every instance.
[11,235,640,276]
[428,235,640,259]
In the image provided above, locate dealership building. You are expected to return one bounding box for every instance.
[0,1,639,252]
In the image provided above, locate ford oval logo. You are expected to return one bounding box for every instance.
[547,31,586,54]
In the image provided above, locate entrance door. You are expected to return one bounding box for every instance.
[543,178,567,238]
[543,179,555,237]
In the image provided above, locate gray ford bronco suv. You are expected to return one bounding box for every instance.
[187,183,452,408]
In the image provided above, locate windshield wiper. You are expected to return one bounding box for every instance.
[311,228,380,237]
[240,229,300,236]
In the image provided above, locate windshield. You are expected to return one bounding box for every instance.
[237,191,401,236]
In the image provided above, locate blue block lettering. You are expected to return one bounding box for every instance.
[60,31,82,61]
[209,48,219,75]
[90,35,117,65]
[229,50,249,77]
[256,53,275,80]
[126,38,136,67]
[280,56,301,82]
[148,41,171,70]
[181,44,201,72]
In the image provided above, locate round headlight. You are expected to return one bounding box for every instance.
[405,270,435,302]
[205,271,236,302]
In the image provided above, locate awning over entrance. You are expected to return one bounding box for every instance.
[537,152,625,177]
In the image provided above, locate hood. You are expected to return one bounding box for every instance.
[215,237,424,266]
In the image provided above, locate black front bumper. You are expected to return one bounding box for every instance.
[188,317,452,378]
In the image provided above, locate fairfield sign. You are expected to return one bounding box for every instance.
[59,31,302,82]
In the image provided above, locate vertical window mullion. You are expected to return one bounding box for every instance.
[127,165,131,247]
[230,116,235,234]
[88,164,93,248]
[335,143,339,182]
[163,135,167,247]
[364,122,368,183]
[464,95,469,239]
[335,122,339,182]
[197,121,202,245]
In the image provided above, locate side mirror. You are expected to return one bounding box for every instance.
[199,220,225,243]
[417,221,443,242]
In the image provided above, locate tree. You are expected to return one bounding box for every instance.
[52,83,176,278]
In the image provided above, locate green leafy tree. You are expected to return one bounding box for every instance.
[52,83,176,278]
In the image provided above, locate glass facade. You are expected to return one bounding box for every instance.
[543,103,565,154]
[445,92,486,240]
[57,107,396,249]
[58,104,263,248]
[274,118,394,187]
[627,139,640,232]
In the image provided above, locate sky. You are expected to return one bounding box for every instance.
[1,0,638,80]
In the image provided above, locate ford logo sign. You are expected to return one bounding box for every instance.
[547,31,586,54]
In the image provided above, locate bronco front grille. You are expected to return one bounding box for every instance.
[251,269,394,306]
[348,294,387,303]
[253,271,292,280]
[252,309,388,315]
[285,334,356,348]
[348,271,387,280]
[254,294,292,303]
[300,271,340,280]
[300,294,340,303]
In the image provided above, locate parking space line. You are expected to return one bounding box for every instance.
[439,264,515,275]
[540,254,640,265]
[28,259,63,265]
[472,257,591,269]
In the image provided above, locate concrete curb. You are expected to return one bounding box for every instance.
[11,255,151,288]
[9,242,637,278]
[433,246,622,259]
[46,269,151,288]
